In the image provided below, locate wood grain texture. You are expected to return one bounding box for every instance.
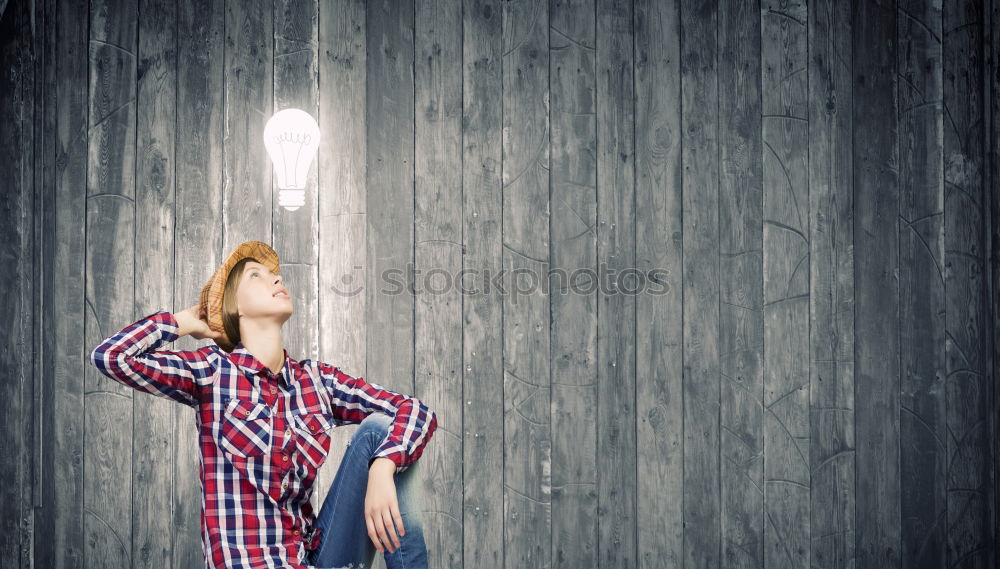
[943,0,993,566]
[680,0,722,567]
[808,1,856,568]
[501,1,551,567]
[413,0,464,567]
[134,0,178,567]
[990,0,999,562]
[461,1,505,567]
[897,0,947,567]
[760,1,808,568]
[550,0,599,568]
[595,0,637,567]
[47,0,90,566]
[720,0,766,566]
[634,0,683,567]
[0,1,36,566]
[30,0,57,565]
[84,0,138,567]
[853,0,901,566]
[366,0,414,407]
[224,0,273,247]
[414,0,464,566]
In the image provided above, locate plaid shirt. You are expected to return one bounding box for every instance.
[88,310,438,569]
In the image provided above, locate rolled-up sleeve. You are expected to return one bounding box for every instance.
[316,362,438,473]
[88,310,216,408]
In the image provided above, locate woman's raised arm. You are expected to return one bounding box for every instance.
[88,308,219,408]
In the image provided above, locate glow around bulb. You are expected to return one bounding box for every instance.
[263,108,321,211]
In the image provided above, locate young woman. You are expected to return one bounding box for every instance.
[89,240,438,569]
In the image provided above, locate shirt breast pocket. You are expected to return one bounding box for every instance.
[292,408,336,470]
[219,398,273,458]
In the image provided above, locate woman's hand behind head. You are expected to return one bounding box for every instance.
[174,304,226,341]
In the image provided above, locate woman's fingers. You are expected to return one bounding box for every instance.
[381,507,401,550]
[365,514,383,553]
[390,501,405,537]
[366,505,401,553]
[372,509,392,553]
[374,509,394,552]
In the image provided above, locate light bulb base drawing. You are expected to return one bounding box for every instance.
[278,189,306,212]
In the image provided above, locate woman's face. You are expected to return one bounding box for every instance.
[236,261,293,321]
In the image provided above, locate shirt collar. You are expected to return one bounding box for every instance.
[228,342,293,382]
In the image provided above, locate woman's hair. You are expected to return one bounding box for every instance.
[221,256,260,350]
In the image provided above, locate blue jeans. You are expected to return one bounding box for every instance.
[308,413,428,569]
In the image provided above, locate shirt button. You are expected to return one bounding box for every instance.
[270,386,277,394]
[293,529,300,536]
[282,481,288,489]
[285,429,291,438]
[283,454,289,462]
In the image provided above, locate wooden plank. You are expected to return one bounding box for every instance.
[50,0,90,565]
[134,0,179,567]
[807,0,856,568]
[943,0,993,566]
[501,0,551,566]
[18,0,35,561]
[721,0,768,561]
[414,0,464,565]
[224,0,273,245]
[990,0,1000,557]
[17,0,34,563]
[0,1,36,566]
[461,0,505,567]
[680,0,721,566]
[32,0,58,548]
[32,0,60,560]
[365,0,413,407]
[634,0,684,567]
[896,0,947,567]
[549,0,599,567]
[174,0,225,565]
[759,1,808,567]
[853,0,900,565]
[273,0,322,505]
[595,0,636,566]
[317,0,367,519]
[84,0,138,566]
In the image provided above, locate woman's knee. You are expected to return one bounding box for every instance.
[349,412,393,447]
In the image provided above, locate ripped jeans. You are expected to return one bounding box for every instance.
[308,412,428,569]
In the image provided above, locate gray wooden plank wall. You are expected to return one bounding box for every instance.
[1,0,999,568]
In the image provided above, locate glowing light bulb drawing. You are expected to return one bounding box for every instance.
[263,108,321,212]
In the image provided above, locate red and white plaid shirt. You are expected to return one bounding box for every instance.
[88,310,438,569]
